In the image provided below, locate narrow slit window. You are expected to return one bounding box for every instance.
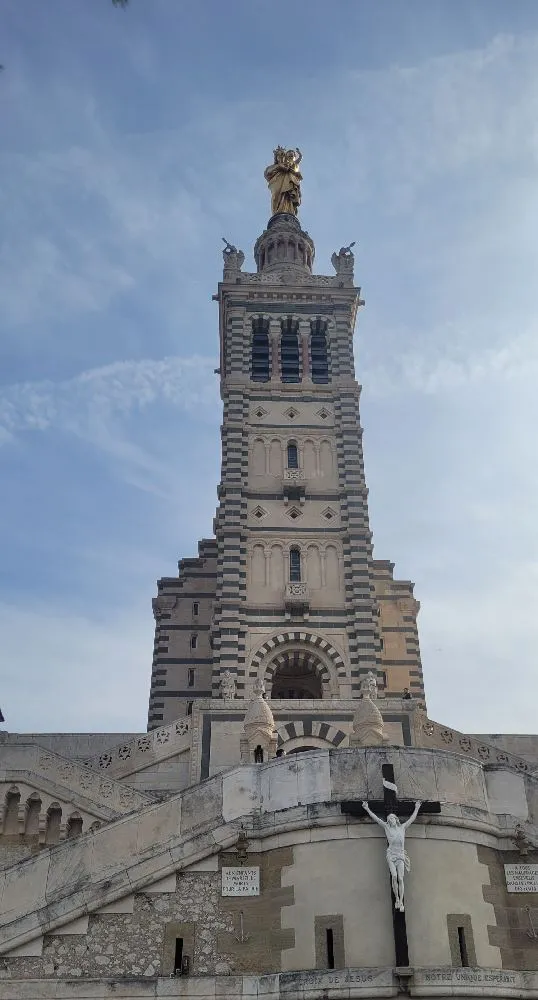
[289,547,301,582]
[311,319,329,383]
[188,668,195,688]
[457,926,469,967]
[174,937,184,973]
[251,318,270,382]
[280,321,300,383]
[190,634,198,650]
[192,601,199,617]
[187,701,193,716]
[287,442,299,469]
[326,928,335,969]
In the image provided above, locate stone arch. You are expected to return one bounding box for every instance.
[66,812,83,838]
[276,722,349,750]
[3,785,21,835]
[251,438,266,476]
[45,802,62,846]
[24,792,42,837]
[249,631,346,699]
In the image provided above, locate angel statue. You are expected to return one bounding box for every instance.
[264,147,303,216]
[220,669,236,701]
[361,800,422,911]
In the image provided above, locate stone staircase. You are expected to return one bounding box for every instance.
[0,745,534,958]
[0,743,152,835]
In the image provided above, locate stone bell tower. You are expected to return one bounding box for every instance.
[148,149,425,737]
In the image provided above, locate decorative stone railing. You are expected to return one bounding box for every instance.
[283,469,306,505]
[0,744,151,822]
[233,270,350,288]
[84,717,191,779]
[417,713,534,773]
[284,583,310,617]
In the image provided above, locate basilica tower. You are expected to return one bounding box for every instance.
[148,149,425,739]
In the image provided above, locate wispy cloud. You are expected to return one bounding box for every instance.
[361,320,538,397]
[0,355,218,441]
[3,8,538,735]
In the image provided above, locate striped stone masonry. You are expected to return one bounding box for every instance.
[148,219,425,739]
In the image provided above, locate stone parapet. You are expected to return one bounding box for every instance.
[0,747,534,958]
[414,712,534,775]
[83,718,191,779]
[0,744,151,822]
[1,967,537,1000]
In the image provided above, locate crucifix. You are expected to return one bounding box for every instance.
[341,762,441,966]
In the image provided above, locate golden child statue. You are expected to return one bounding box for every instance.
[264,146,302,216]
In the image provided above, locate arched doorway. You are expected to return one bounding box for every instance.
[249,631,347,700]
[271,650,323,699]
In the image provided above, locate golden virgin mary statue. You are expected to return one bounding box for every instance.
[264,146,302,216]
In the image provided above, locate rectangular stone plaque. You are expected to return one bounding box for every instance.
[504,863,538,892]
[221,866,260,896]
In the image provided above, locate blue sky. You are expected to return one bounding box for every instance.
[2,0,538,734]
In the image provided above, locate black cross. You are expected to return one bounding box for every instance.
[341,762,441,967]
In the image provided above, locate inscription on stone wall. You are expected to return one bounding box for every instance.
[422,971,517,985]
[505,863,538,893]
[221,866,260,896]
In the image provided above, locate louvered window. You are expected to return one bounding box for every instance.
[281,319,300,383]
[310,319,329,383]
[251,318,270,382]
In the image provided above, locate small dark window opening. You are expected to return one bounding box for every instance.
[379,637,384,651]
[187,701,193,716]
[192,601,199,616]
[287,442,299,469]
[326,928,335,969]
[174,937,184,973]
[188,668,195,688]
[190,634,198,649]
[254,745,264,763]
[289,547,301,582]
[311,319,329,383]
[457,926,469,967]
[251,318,270,382]
[281,320,300,383]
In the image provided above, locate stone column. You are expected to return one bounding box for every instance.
[269,318,281,380]
[300,319,311,380]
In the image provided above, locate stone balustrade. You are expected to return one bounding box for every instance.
[417,713,534,774]
[83,718,191,778]
[0,744,151,832]
[284,582,310,616]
